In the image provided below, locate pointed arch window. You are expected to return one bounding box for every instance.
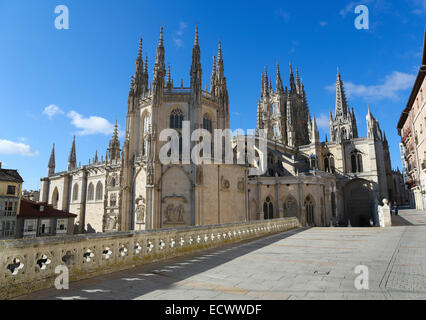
[273,124,279,137]
[72,183,79,202]
[170,109,184,129]
[304,195,315,226]
[96,182,103,201]
[324,153,335,173]
[263,196,274,220]
[87,183,94,201]
[203,114,213,133]
[350,150,363,173]
[341,128,347,141]
[143,114,151,133]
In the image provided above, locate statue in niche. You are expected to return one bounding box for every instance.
[176,205,184,222]
[135,196,146,224]
[107,215,118,231]
[164,204,174,223]
[164,204,185,224]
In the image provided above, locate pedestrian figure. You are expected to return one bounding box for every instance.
[393,202,398,216]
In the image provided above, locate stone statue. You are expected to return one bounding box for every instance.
[176,205,184,222]
[164,204,174,223]
[135,197,146,224]
[377,198,392,227]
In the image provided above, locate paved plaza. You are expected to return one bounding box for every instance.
[18,210,426,300]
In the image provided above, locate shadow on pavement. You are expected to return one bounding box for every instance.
[17,227,309,300]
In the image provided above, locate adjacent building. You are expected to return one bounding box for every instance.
[16,199,76,238]
[397,27,426,210]
[0,163,23,239]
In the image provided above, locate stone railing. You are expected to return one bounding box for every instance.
[0,217,300,300]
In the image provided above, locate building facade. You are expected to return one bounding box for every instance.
[397,27,426,210]
[16,199,76,238]
[39,27,399,232]
[0,163,23,239]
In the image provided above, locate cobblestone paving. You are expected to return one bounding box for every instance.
[17,210,426,300]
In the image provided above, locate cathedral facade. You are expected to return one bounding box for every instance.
[39,28,398,232]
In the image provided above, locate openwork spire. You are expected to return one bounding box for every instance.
[276,63,284,94]
[335,69,349,119]
[289,62,296,92]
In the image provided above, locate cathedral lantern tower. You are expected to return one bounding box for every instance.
[329,69,358,143]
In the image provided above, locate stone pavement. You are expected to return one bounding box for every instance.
[17,209,426,300]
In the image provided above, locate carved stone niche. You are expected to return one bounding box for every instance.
[104,213,119,232]
[221,176,230,191]
[162,197,187,225]
[135,196,146,225]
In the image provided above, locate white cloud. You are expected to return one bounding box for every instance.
[339,0,375,17]
[173,21,188,48]
[319,21,328,27]
[0,139,39,156]
[326,71,416,100]
[411,0,426,14]
[340,2,356,17]
[275,9,291,22]
[43,104,64,119]
[315,113,330,131]
[67,110,115,136]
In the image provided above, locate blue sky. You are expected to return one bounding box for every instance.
[0,0,425,190]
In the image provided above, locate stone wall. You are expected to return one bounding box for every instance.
[0,217,299,300]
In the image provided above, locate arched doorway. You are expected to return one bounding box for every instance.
[263,197,273,220]
[344,179,373,227]
[304,195,315,226]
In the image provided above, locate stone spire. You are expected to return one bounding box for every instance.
[48,143,55,176]
[289,62,296,92]
[263,66,269,97]
[276,63,284,94]
[311,114,319,144]
[214,40,229,129]
[108,120,121,161]
[335,68,349,119]
[166,64,172,90]
[153,27,166,83]
[68,136,77,171]
[352,107,358,138]
[190,26,202,93]
[94,150,98,164]
[152,27,166,107]
[296,68,301,94]
[210,56,217,95]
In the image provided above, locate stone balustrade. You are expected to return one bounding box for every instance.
[0,217,299,300]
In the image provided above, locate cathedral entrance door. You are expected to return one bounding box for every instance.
[345,179,373,227]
